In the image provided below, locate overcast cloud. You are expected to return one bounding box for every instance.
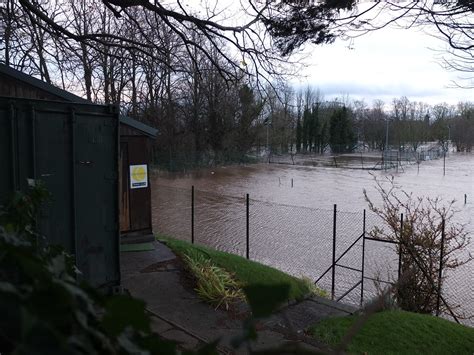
[292,25,473,106]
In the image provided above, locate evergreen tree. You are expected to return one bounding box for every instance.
[320,121,329,153]
[302,107,311,152]
[235,84,262,157]
[329,106,356,153]
[311,103,320,152]
[296,117,302,152]
[308,112,314,151]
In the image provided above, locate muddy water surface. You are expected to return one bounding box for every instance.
[151,153,474,322]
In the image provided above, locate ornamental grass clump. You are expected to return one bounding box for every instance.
[301,276,329,298]
[183,254,245,310]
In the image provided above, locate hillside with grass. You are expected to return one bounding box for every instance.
[310,310,474,354]
[159,236,326,307]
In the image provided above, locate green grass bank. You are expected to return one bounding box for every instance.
[309,310,474,354]
[158,236,325,302]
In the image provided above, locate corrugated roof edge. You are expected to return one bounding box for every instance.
[0,64,158,138]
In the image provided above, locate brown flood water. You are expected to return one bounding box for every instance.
[151,153,474,323]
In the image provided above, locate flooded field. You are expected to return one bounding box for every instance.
[151,152,474,323]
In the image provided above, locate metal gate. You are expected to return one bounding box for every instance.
[313,210,459,323]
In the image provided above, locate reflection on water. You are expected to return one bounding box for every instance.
[151,153,474,324]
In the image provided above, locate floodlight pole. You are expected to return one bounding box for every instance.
[384,118,389,170]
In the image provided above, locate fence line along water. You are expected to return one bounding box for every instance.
[268,145,446,171]
[153,184,473,326]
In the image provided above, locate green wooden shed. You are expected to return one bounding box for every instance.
[0,64,157,288]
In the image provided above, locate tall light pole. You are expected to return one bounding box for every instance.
[266,122,269,153]
[264,118,270,163]
[443,145,446,176]
[384,118,389,170]
[447,125,451,156]
[443,125,450,175]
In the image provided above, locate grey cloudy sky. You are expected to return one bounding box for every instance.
[197,0,472,107]
[292,25,473,106]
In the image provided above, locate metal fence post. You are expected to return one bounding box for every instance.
[360,209,366,307]
[398,213,404,281]
[332,204,337,301]
[246,193,250,260]
[191,185,195,244]
[436,218,446,316]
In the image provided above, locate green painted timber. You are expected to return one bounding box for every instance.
[0,97,120,289]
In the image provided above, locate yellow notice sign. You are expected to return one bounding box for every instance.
[130,164,148,189]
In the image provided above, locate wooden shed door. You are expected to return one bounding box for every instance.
[119,142,131,232]
[119,137,152,234]
[74,114,119,287]
[128,137,152,231]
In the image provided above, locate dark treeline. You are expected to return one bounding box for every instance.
[261,88,474,158]
[1,1,473,170]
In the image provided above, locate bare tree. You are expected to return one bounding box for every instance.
[451,101,474,152]
[0,0,62,80]
[7,0,303,88]
[262,0,473,86]
[3,0,472,90]
[363,100,388,151]
[364,176,472,316]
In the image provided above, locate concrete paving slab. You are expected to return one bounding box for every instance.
[121,239,352,353]
[311,295,358,314]
[265,297,354,332]
[150,317,174,334]
[123,271,246,340]
[120,241,176,277]
[161,329,201,350]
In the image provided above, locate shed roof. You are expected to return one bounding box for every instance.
[0,64,158,138]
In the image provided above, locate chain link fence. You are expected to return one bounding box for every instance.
[268,146,446,171]
[152,184,473,326]
[269,151,420,170]
[151,185,192,241]
[441,253,474,323]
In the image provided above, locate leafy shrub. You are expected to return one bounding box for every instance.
[0,183,178,354]
[364,176,472,316]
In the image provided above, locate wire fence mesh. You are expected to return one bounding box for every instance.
[152,184,473,326]
[439,253,474,324]
[331,209,363,303]
[152,185,191,241]
[195,191,246,256]
[249,200,334,281]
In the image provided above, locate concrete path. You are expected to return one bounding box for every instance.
[120,241,355,353]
